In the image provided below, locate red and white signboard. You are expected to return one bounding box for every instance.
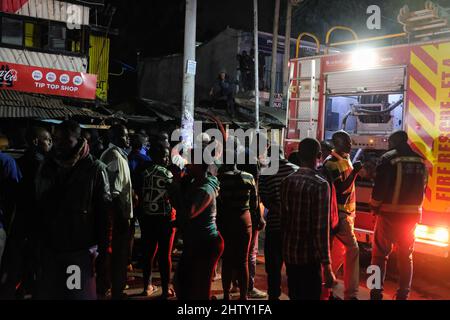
[0,62,97,99]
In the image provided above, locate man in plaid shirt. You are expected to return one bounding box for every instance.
[281,138,336,300]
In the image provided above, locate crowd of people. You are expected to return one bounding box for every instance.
[0,120,427,300]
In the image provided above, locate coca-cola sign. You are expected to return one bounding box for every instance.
[0,65,18,87]
[0,62,97,100]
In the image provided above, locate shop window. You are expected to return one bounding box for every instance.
[1,16,85,55]
[48,23,66,50]
[67,28,83,53]
[24,22,47,49]
[1,17,23,46]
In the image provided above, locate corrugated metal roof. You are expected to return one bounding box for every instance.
[0,48,87,72]
[140,98,284,129]
[0,90,107,119]
[5,0,90,26]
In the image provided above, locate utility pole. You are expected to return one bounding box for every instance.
[253,0,260,132]
[269,0,280,109]
[181,0,197,149]
[282,0,293,109]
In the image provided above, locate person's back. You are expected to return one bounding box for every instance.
[237,150,261,220]
[280,138,335,300]
[184,174,220,242]
[281,168,330,264]
[175,158,224,300]
[137,144,178,298]
[141,163,174,218]
[372,145,426,217]
[217,167,256,300]
[259,158,298,231]
[258,152,298,300]
[217,169,257,219]
[370,131,427,300]
[237,159,260,184]
[235,147,267,298]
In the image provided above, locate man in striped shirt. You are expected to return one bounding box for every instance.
[280,138,336,300]
[259,146,298,300]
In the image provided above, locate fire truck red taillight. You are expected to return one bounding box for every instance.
[415,225,449,245]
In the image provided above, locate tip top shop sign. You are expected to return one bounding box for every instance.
[0,62,97,100]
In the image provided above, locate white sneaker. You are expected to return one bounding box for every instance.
[247,288,267,299]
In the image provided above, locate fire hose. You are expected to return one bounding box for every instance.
[341,98,404,131]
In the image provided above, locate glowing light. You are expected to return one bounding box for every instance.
[434,227,449,243]
[415,225,428,239]
[351,49,377,70]
[415,224,449,244]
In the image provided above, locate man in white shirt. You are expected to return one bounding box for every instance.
[100,124,133,300]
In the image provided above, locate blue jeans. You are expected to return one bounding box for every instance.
[370,215,418,300]
[248,229,259,291]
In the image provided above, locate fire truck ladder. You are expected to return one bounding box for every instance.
[286,58,320,142]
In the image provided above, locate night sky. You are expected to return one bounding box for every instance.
[104,0,450,104]
[107,0,275,58]
[105,0,276,104]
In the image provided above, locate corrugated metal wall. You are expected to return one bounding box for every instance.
[0,47,87,72]
[88,34,109,101]
[1,0,90,26]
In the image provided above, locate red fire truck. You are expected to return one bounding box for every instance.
[284,35,450,259]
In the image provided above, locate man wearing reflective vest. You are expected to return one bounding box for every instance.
[324,131,362,300]
[369,130,427,300]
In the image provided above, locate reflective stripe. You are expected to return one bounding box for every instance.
[338,202,356,212]
[380,204,422,214]
[331,150,354,170]
[392,162,402,205]
[390,156,424,165]
[331,150,345,161]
